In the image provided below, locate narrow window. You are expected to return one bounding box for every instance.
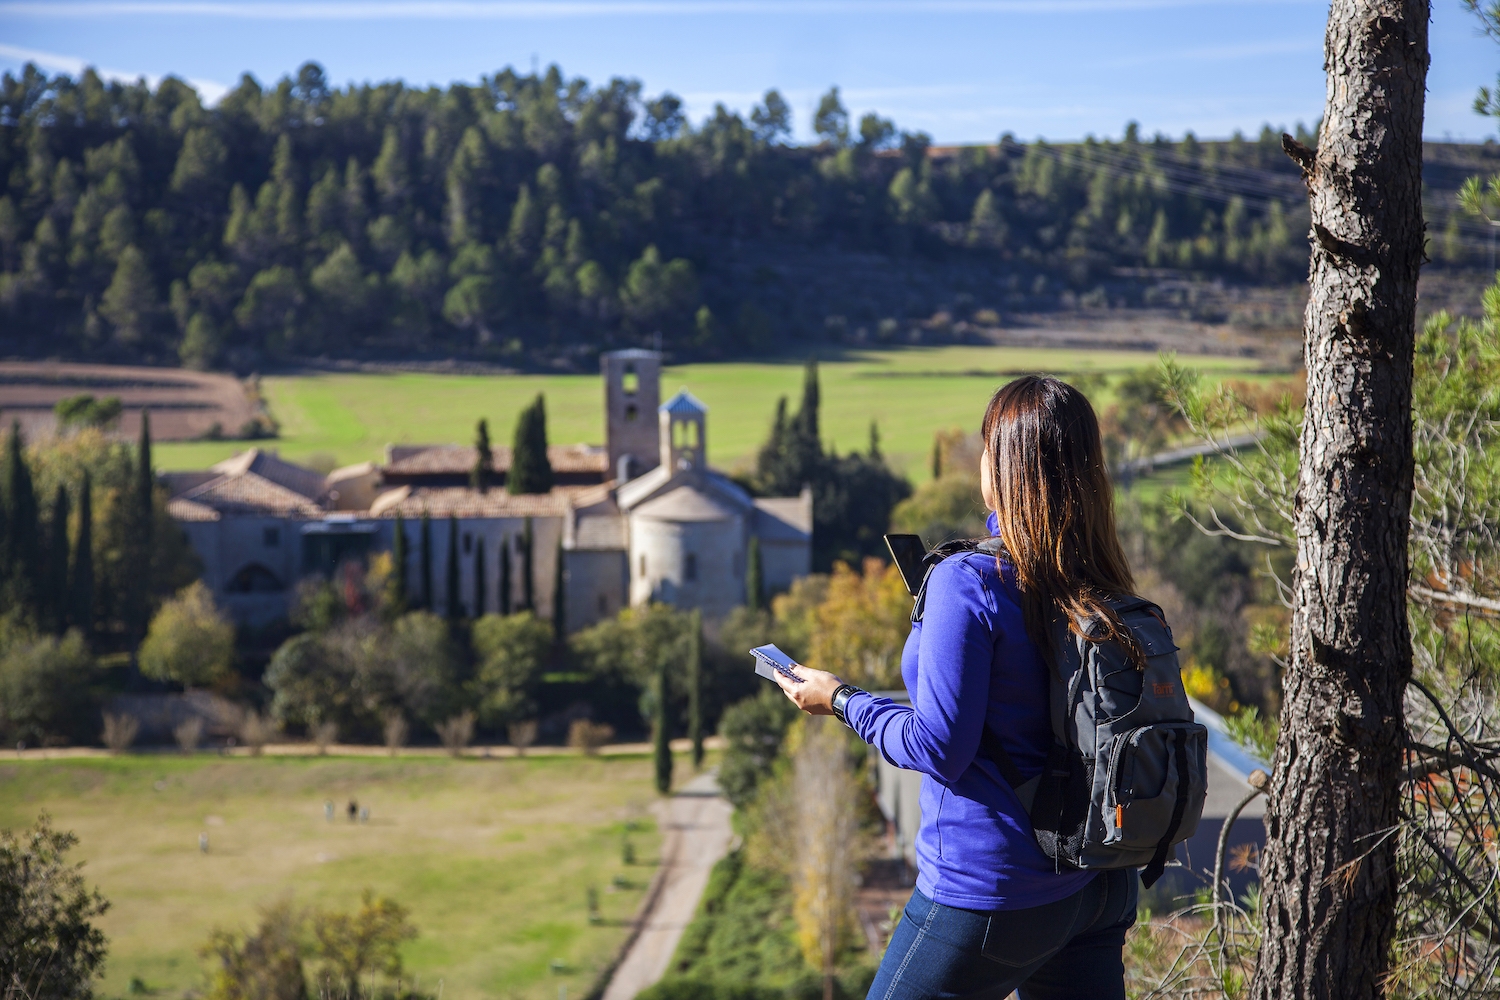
[639,554,647,577]
[625,403,638,422]
[598,594,607,614]
[623,364,639,395]
[685,553,697,581]
[263,526,280,548]
[463,533,473,554]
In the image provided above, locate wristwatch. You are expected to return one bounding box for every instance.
[831,683,863,727]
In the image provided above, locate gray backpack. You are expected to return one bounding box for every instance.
[917,538,1209,888]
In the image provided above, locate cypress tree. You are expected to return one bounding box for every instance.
[392,512,409,611]
[2,421,39,615]
[72,472,93,642]
[472,418,493,494]
[0,444,7,608]
[127,411,154,642]
[746,536,764,612]
[499,534,512,615]
[791,359,822,479]
[474,535,486,617]
[688,609,704,770]
[419,511,433,610]
[654,652,673,794]
[509,394,554,495]
[446,514,462,620]
[797,359,820,444]
[520,517,535,612]
[552,538,566,637]
[931,434,943,480]
[137,411,153,544]
[44,485,69,634]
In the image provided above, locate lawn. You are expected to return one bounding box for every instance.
[152,346,1272,482]
[0,753,672,1000]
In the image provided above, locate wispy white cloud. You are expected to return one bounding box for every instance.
[0,42,229,102]
[1100,37,1319,69]
[0,0,1324,17]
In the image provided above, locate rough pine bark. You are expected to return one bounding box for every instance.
[1251,3,1428,997]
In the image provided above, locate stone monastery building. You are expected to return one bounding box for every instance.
[167,350,812,631]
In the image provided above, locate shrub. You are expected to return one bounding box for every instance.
[202,892,423,1000]
[383,612,463,728]
[174,716,204,752]
[312,720,338,755]
[138,581,235,688]
[310,890,418,998]
[382,711,408,757]
[0,630,100,747]
[436,711,475,757]
[470,612,552,728]
[508,720,538,756]
[265,630,359,736]
[0,815,109,1000]
[237,710,275,756]
[101,712,140,753]
[568,719,615,755]
[201,900,308,1000]
[718,689,799,811]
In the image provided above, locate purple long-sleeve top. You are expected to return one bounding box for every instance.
[843,521,1096,910]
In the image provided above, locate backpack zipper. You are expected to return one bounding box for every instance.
[1106,726,1148,829]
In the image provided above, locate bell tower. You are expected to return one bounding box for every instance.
[659,390,708,471]
[602,349,662,480]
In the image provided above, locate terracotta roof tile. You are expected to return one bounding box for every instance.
[167,497,221,522]
[180,472,325,517]
[382,443,608,476]
[211,448,328,499]
[372,485,595,519]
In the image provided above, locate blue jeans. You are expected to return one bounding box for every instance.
[866,870,1138,1000]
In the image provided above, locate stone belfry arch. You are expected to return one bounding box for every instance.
[659,390,707,471]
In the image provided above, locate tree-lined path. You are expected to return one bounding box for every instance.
[603,771,734,1000]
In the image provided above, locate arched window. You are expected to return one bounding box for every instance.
[227,563,285,593]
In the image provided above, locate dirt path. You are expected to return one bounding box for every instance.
[602,771,734,1000]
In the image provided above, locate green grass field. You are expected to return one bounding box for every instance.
[0,753,671,1000]
[153,346,1271,482]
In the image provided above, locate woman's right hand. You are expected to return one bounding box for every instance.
[772,663,842,716]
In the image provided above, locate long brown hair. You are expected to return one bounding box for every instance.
[982,375,1138,664]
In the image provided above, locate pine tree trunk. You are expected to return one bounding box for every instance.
[1251,3,1428,996]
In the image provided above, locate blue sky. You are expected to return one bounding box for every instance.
[0,0,1495,144]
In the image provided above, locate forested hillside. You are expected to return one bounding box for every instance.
[2,60,1496,370]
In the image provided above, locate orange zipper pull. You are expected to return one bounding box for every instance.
[1115,803,1125,829]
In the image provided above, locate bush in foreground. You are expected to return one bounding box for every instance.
[0,815,110,1000]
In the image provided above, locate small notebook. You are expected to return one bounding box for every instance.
[749,643,803,683]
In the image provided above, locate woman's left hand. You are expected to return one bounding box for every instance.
[772,663,843,716]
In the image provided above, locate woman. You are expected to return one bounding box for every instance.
[774,375,1139,1000]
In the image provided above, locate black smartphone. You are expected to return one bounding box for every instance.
[884,533,928,596]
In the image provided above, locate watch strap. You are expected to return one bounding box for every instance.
[831,683,862,726]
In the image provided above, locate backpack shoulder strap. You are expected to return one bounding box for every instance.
[911,537,997,622]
